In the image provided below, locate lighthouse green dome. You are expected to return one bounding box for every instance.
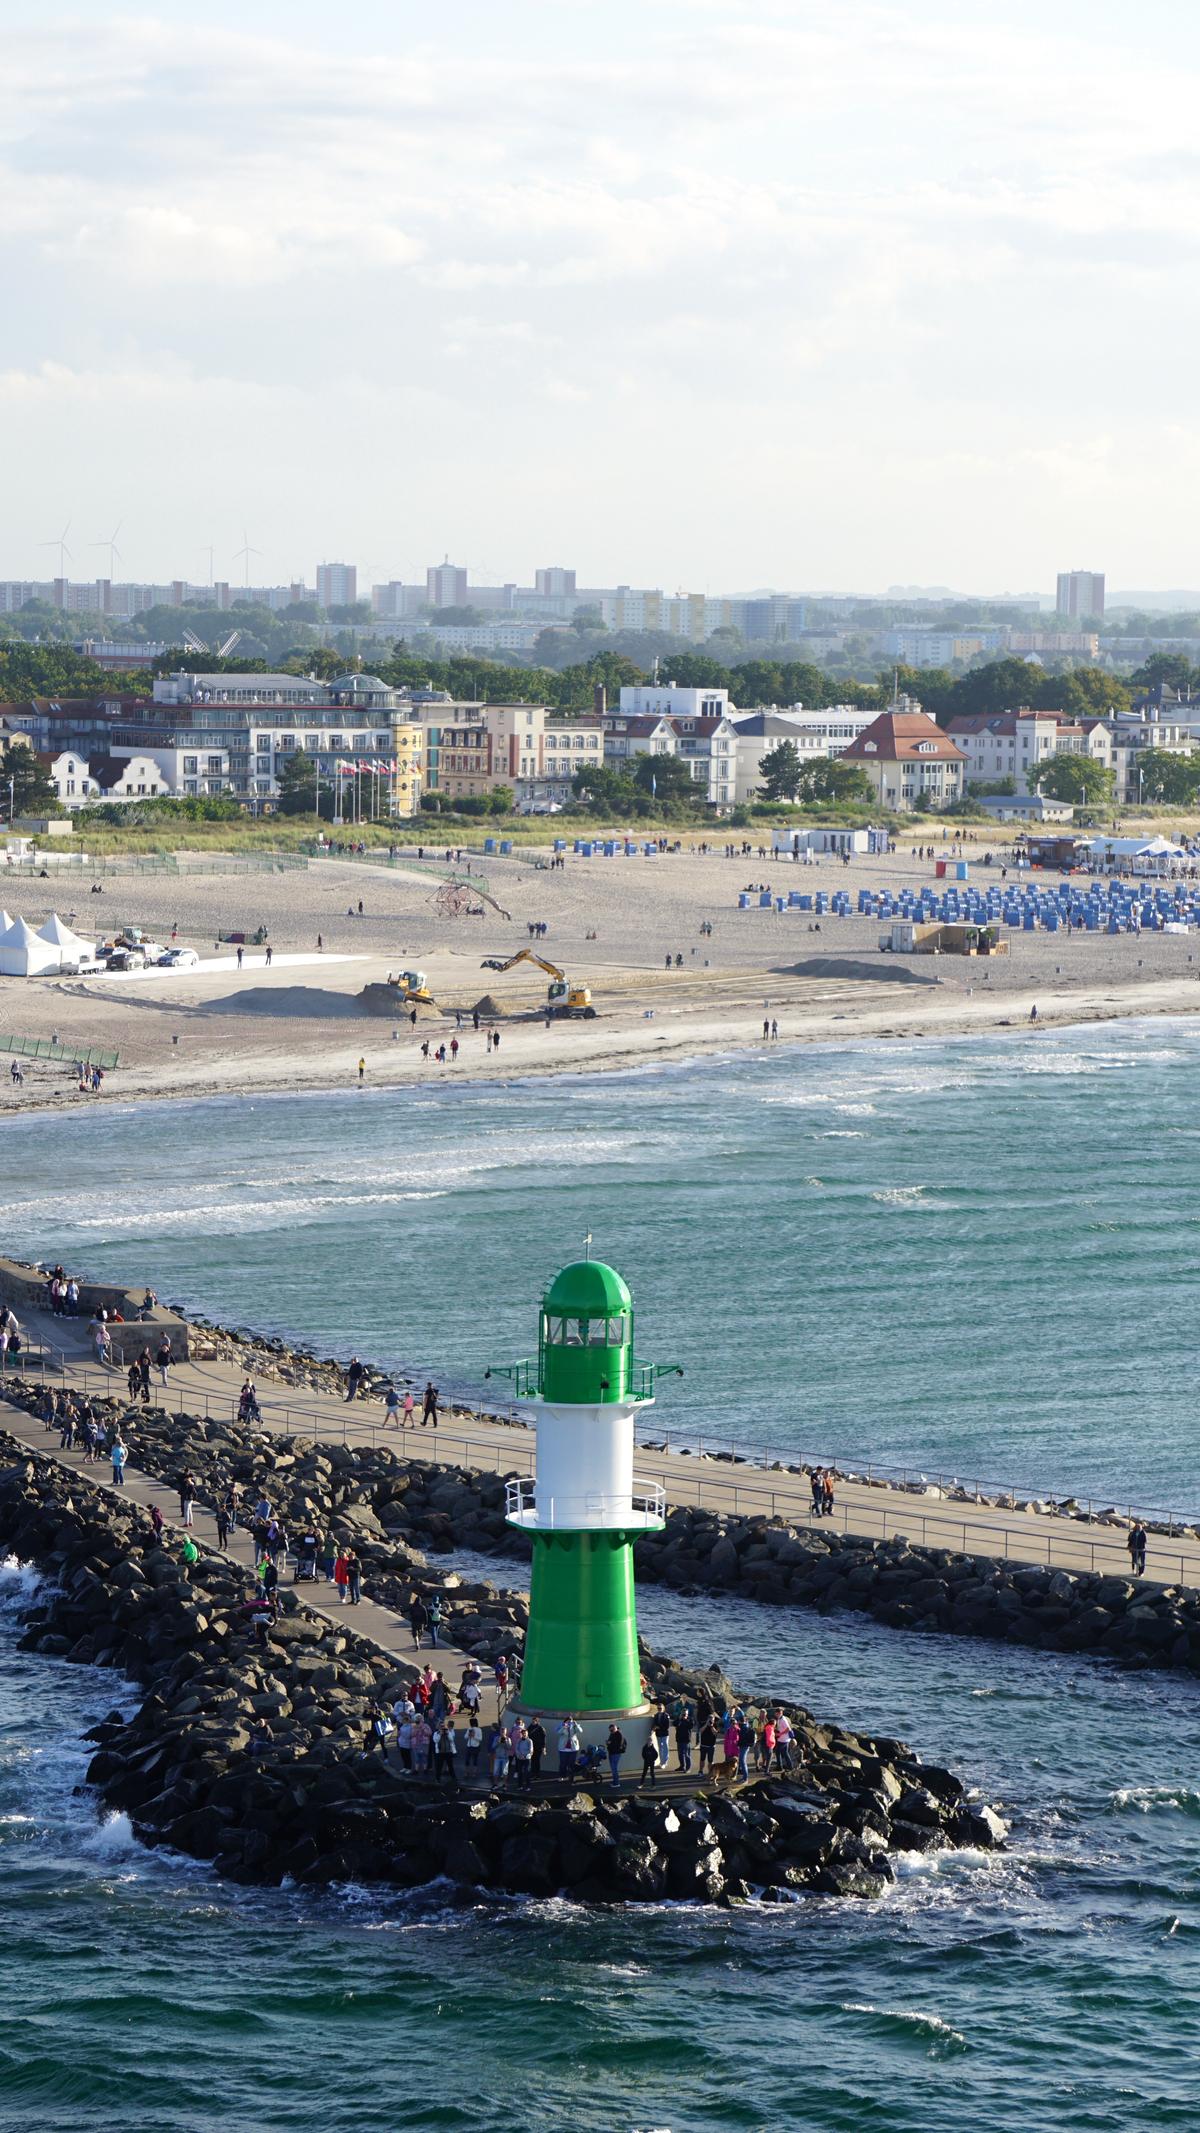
[543,1260,632,1317]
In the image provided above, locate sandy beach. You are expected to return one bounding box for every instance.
[2,840,1199,1111]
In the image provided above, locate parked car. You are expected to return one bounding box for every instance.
[106,947,146,971]
[157,947,200,968]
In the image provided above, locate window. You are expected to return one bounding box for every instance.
[206,756,222,773]
[544,1313,626,1346]
[184,755,198,774]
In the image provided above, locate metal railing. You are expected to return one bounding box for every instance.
[0,1034,120,1069]
[6,1351,1199,1588]
[503,1475,667,1527]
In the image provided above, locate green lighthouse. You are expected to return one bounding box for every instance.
[491,1255,679,1740]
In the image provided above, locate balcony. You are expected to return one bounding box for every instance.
[505,1475,666,1530]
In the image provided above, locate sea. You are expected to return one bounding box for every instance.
[3,1019,1200,2131]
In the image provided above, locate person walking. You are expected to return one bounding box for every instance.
[640,1734,659,1789]
[434,1718,459,1787]
[346,1550,362,1604]
[557,1714,582,1777]
[427,1593,443,1648]
[155,1335,172,1390]
[384,1383,401,1429]
[215,1498,230,1551]
[177,1469,196,1526]
[409,1594,429,1649]
[513,1724,533,1789]
[674,1704,694,1774]
[333,1550,351,1603]
[422,1381,439,1428]
[774,1712,795,1773]
[110,1435,127,1488]
[402,1388,415,1427]
[606,1722,627,1791]
[529,1717,546,1781]
[137,1348,151,1405]
[357,1057,366,1083]
[652,1705,671,1771]
[345,1355,365,1402]
[365,1699,392,1759]
[1128,1521,1148,1577]
[464,1719,483,1779]
[698,1712,718,1776]
[822,1469,835,1519]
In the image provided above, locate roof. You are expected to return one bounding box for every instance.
[85,754,160,790]
[542,1259,632,1318]
[603,715,672,737]
[842,712,965,763]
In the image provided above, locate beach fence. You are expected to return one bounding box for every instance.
[0,1034,120,1069]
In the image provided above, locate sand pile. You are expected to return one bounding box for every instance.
[782,958,938,987]
[473,993,508,1018]
[205,986,366,1019]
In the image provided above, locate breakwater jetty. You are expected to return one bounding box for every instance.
[11,1379,1198,1686]
[0,1430,1003,1902]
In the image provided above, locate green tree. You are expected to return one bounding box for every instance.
[275,751,338,820]
[757,740,806,800]
[2,746,61,816]
[632,753,698,801]
[1132,749,1200,805]
[1130,652,1198,693]
[488,785,514,815]
[658,652,729,688]
[1027,754,1115,804]
[797,758,874,803]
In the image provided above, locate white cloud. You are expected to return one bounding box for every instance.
[0,3,1198,585]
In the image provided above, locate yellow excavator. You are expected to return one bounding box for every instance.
[396,968,434,1004]
[481,948,596,1018]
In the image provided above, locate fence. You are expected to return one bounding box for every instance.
[7,1349,1199,1590]
[0,1034,120,1069]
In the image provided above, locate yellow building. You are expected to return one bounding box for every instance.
[389,713,424,816]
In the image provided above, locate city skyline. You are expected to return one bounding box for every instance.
[2,3,1198,585]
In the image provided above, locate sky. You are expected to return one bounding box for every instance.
[1,0,1197,596]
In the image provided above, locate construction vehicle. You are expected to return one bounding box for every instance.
[481,948,596,1018]
[396,968,434,1003]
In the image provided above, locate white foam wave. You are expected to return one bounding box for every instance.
[840,2001,967,2050]
[81,1809,138,1857]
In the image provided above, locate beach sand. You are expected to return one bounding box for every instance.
[1,841,1198,1110]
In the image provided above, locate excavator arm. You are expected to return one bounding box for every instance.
[484,948,566,980]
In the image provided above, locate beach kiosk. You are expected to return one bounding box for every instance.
[488,1254,679,1760]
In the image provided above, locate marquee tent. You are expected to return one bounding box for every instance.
[36,913,97,963]
[0,916,63,976]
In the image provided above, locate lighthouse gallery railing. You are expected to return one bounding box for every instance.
[505,1476,666,1527]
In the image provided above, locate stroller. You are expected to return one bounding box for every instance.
[295,1532,319,1582]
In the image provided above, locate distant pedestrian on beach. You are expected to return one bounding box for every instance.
[317,934,323,952]
[763,1018,770,1039]
[236,945,244,969]
[422,1381,439,1427]
[358,1057,366,1083]
[1128,1521,1148,1576]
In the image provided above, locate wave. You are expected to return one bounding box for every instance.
[839,2002,968,2054]
[1110,1785,1200,1817]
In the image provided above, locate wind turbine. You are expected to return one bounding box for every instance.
[91,522,122,578]
[40,521,72,578]
[233,530,262,589]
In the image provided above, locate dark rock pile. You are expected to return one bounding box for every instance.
[0,1434,1004,1901]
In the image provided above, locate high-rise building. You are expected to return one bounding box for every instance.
[1056,570,1105,621]
[534,567,576,598]
[316,562,358,610]
[426,561,469,608]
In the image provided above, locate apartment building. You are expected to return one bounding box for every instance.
[946,710,1114,795]
[841,711,965,811]
[411,700,602,805]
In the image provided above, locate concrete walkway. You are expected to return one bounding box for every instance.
[11,1304,1192,1589]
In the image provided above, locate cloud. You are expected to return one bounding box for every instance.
[1,3,1199,583]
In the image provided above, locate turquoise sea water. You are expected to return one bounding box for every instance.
[6,1017,1200,1507]
[5,1021,1200,2130]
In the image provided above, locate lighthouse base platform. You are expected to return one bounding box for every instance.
[499,1698,657,1772]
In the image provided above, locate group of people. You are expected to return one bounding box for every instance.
[39,1385,127,1480]
[809,1466,837,1518]
[0,1305,23,1368]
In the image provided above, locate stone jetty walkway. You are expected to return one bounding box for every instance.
[0,1390,500,1730]
[12,1304,1200,1590]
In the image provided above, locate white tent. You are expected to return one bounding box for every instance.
[37,913,96,963]
[0,916,63,976]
